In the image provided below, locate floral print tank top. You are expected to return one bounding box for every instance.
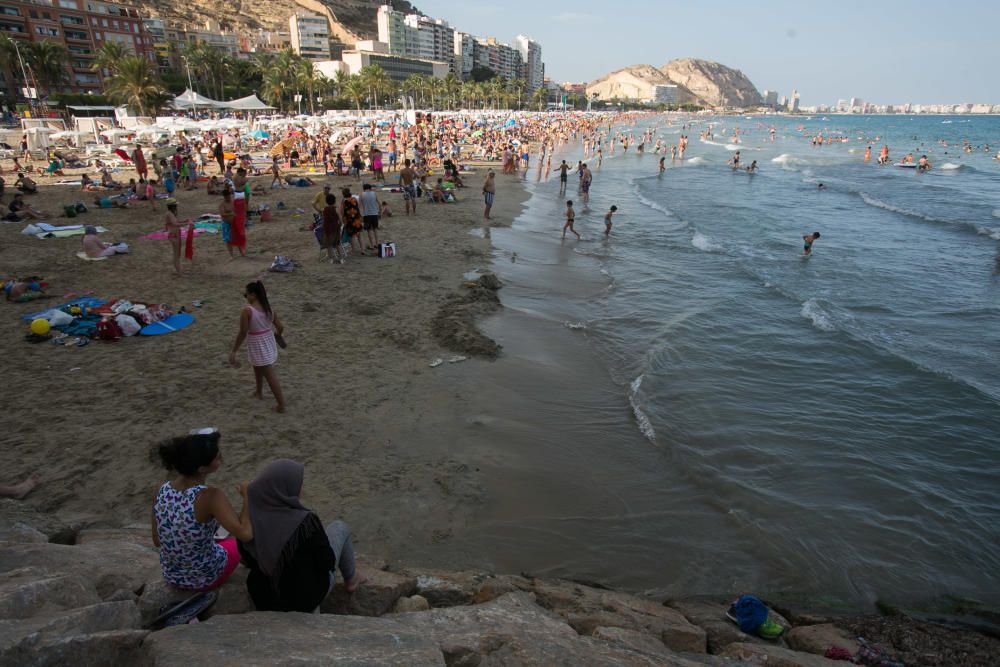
[154,482,226,589]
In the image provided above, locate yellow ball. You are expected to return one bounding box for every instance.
[70,306,81,315]
[30,318,50,335]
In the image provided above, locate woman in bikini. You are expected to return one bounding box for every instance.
[229,281,286,413]
[164,198,185,276]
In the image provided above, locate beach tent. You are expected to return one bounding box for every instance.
[173,89,225,110]
[223,95,274,111]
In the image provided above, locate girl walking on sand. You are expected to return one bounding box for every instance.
[229,281,286,413]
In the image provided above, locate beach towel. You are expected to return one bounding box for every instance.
[141,227,209,241]
[54,180,83,186]
[29,225,108,239]
[230,193,247,250]
[185,223,194,260]
[76,252,108,261]
[22,296,107,320]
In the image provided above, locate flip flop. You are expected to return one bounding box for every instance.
[149,590,219,628]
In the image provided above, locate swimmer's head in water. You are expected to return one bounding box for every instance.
[610,206,618,212]
[566,200,573,206]
[813,232,821,238]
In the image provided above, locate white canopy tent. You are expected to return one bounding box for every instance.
[172,89,225,110]
[224,94,274,111]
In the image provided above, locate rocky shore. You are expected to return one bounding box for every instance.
[2,505,997,666]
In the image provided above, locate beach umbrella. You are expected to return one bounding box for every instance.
[471,130,484,138]
[268,137,294,157]
[340,136,364,156]
[250,129,270,139]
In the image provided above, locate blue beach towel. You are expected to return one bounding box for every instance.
[22,297,107,320]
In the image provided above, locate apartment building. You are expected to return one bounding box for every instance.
[0,0,154,100]
[289,11,329,61]
[514,34,542,91]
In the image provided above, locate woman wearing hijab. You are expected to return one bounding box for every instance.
[238,459,365,612]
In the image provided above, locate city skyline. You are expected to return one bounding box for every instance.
[415,0,998,105]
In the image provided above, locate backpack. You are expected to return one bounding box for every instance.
[729,595,769,634]
[96,317,123,341]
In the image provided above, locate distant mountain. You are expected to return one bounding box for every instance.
[587,59,762,108]
[135,0,420,45]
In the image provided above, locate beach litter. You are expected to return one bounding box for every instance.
[429,358,444,368]
[448,355,468,364]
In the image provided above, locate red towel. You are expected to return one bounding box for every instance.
[184,222,194,260]
[230,194,247,250]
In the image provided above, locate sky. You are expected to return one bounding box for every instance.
[412,0,999,104]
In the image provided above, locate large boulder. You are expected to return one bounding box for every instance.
[388,591,678,666]
[532,579,706,653]
[718,642,846,666]
[75,528,151,547]
[0,541,159,599]
[137,568,254,627]
[0,500,84,544]
[0,600,142,664]
[3,629,149,667]
[321,566,416,617]
[409,569,531,608]
[786,623,860,656]
[0,569,101,619]
[142,611,445,666]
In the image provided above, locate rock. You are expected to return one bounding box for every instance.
[669,598,788,653]
[3,629,148,667]
[477,273,502,291]
[587,64,679,103]
[592,626,676,659]
[0,499,82,543]
[1,601,141,666]
[533,579,706,653]
[786,623,860,657]
[409,569,531,608]
[143,612,444,666]
[659,58,763,108]
[471,574,532,604]
[391,591,675,666]
[0,541,159,599]
[391,595,430,614]
[0,570,100,619]
[75,528,151,547]
[321,567,416,617]
[138,569,253,627]
[0,522,47,544]
[718,642,846,666]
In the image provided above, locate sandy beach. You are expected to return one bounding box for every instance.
[1,159,528,563]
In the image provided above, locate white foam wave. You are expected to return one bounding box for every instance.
[691,232,722,252]
[629,375,656,442]
[771,153,808,169]
[859,192,942,222]
[801,299,836,332]
[635,190,673,217]
[976,226,1000,241]
[699,138,728,148]
[939,162,962,171]
[564,321,587,330]
[993,209,1000,219]
[686,157,706,165]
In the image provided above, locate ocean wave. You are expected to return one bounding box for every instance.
[686,157,706,165]
[801,298,836,332]
[939,163,962,171]
[564,321,588,330]
[628,375,657,442]
[859,192,950,224]
[771,153,808,168]
[691,232,722,252]
[993,209,1000,219]
[976,226,1000,241]
[634,188,673,217]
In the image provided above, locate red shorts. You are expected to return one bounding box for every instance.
[199,537,241,591]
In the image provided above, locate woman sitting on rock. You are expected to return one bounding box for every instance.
[152,429,252,591]
[238,459,365,612]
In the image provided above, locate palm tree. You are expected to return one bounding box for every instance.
[509,78,526,110]
[532,86,547,111]
[24,41,68,97]
[296,59,323,114]
[342,75,366,112]
[442,72,461,110]
[105,55,167,116]
[229,58,259,98]
[360,65,391,109]
[91,41,130,78]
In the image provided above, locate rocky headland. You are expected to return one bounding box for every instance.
[587,59,763,108]
[2,503,997,666]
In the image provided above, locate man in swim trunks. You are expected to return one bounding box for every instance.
[556,160,569,193]
[580,164,592,206]
[803,231,820,255]
[400,159,417,215]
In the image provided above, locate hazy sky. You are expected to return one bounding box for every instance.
[413,0,998,104]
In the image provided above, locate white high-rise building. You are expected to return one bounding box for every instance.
[789,89,800,112]
[515,35,543,91]
[763,90,778,108]
[289,12,330,61]
[453,31,474,80]
[404,15,454,67]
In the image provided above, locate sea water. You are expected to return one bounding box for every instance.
[437,115,1000,606]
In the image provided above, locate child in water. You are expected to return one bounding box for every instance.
[803,231,821,255]
[562,200,580,240]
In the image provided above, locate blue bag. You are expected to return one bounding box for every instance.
[730,595,769,634]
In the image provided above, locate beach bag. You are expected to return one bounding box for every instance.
[728,595,770,634]
[44,309,74,327]
[268,255,297,273]
[378,242,396,258]
[115,313,141,337]
[63,204,78,218]
[96,318,123,341]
